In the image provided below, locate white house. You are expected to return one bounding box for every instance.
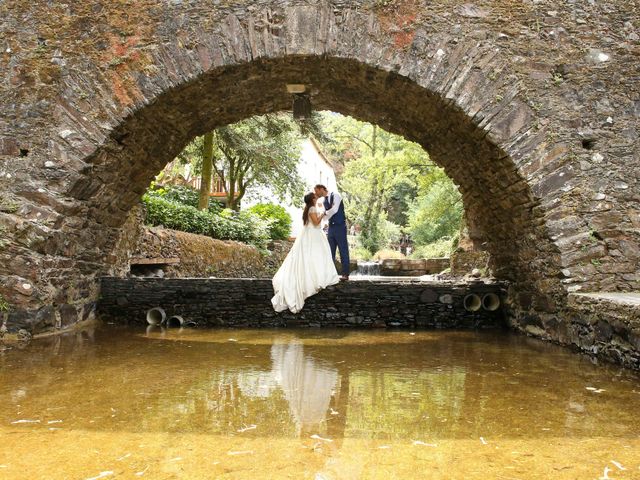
[243,138,338,237]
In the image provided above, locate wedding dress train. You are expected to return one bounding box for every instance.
[271,206,340,313]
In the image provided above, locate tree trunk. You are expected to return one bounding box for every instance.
[198,132,214,210]
[226,157,237,210]
[232,175,247,212]
[371,124,377,155]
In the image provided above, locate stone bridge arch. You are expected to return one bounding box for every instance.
[1,2,638,351]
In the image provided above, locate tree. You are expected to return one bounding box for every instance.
[407,179,463,245]
[198,131,214,210]
[319,112,436,254]
[247,203,292,240]
[177,113,315,211]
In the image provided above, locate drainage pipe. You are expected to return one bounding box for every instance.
[463,294,482,312]
[146,307,166,326]
[482,293,501,311]
[167,315,184,328]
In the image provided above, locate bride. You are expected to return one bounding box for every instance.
[271,192,340,313]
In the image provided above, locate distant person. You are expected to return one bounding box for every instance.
[314,184,350,281]
[271,192,340,313]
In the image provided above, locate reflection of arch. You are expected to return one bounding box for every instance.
[271,341,338,434]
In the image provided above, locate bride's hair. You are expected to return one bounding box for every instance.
[302,192,316,225]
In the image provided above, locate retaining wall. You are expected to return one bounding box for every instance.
[131,225,292,278]
[380,258,450,276]
[98,277,506,329]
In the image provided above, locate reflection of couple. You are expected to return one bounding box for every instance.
[270,342,338,434]
[271,185,350,314]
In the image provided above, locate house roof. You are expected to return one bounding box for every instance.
[308,137,335,171]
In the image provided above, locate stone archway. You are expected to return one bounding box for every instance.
[1,2,638,354]
[91,53,562,305]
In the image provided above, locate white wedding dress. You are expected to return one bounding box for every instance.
[271,206,340,313]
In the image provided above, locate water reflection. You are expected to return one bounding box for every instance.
[1,326,640,479]
[270,342,338,434]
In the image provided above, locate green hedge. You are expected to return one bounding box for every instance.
[150,184,223,214]
[247,203,292,240]
[142,194,270,250]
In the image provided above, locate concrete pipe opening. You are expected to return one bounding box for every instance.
[482,293,501,311]
[463,294,482,312]
[146,307,166,326]
[167,315,184,328]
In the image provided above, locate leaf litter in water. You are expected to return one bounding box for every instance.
[412,440,437,447]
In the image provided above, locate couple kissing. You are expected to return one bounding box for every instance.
[271,184,350,314]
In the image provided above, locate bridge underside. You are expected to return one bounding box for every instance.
[0,2,638,369]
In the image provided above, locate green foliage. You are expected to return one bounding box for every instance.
[0,199,19,213]
[175,113,313,210]
[407,180,463,245]
[359,214,402,254]
[409,236,458,259]
[0,294,9,313]
[350,247,373,261]
[318,112,451,255]
[149,184,222,214]
[0,225,7,249]
[386,180,415,226]
[373,248,405,260]
[323,114,433,224]
[247,203,292,240]
[142,194,270,250]
[359,215,383,254]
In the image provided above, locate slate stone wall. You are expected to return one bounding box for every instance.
[98,277,506,329]
[131,225,292,278]
[564,293,640,369]
[0,1,638,352]
[379,258,450,276]
[451,251,491,276]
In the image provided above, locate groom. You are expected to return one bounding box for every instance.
[314,184,350,281]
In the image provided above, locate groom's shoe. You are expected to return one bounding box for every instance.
[340,275,349,282]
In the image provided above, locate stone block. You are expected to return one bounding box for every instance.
[451,251,489,275]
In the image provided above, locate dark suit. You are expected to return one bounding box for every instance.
[324,192,350,277]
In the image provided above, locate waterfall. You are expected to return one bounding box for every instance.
[354,261,381,276]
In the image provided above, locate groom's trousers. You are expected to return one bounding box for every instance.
[328,223,350,276]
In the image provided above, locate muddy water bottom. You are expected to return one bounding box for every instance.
[0,325,639,479]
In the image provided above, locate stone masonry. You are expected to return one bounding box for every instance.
[98,277,505,329]
[0,2,638,364]
[132,225,292,279]
[379,258,450,276]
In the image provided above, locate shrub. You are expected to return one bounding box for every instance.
[148,184,222,214]
[142,194,270,250]
[373,248,405,260]
[0,294,9,313]
[407,180,463,245]
[359,214,402,255]
[409,237,456,259]
[351,247,373,261]
[247,203,292,240]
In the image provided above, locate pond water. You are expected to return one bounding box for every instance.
[1,325,639,479]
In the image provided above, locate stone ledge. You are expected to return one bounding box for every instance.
[130,257,180,265]
[570,292,640,307]
[563,291,640,369]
